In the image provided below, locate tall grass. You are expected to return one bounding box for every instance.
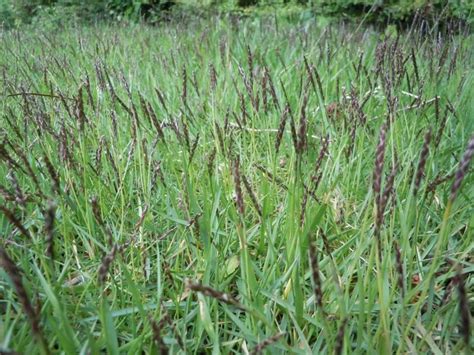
[0,15,472,353]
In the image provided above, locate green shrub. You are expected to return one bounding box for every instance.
[0,0,168,28]
[0,0,472,29]
[314,0,473,24]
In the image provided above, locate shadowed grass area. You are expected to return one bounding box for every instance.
[0,15,473,354]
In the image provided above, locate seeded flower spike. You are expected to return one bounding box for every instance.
[185,279,245,310]
[335,318,348,355]
[310,134,330,192]
[232,158,245,218]
[242,174,262,217]
[379,163,398,221]
[299,187,309,227]
[209,64,217,92]
[159,309,184,350]
[308,239,324,313]
[450,134,474,202]
[43,153,60,195]
[0,205,31,239]
[372,124,388,257]
[297,90,309,154]
[149,315,168,355]
[90,196,104,226]
[414,128,432,195]
[264,66,280,110]
[250,332,285,355]
[44,201,56,261]
[98,244,119,285]
[181,66,187,106]
[261,69,269,112]
[207,147,217,176]
[454,264,471,348]
[0,247,46,348]
[275,105,289,153]
[373,123,387,206]
[393,242,405,297]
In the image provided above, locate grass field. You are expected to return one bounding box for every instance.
[0,15,473,354]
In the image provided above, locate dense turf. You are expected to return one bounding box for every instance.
[0,16,473,354]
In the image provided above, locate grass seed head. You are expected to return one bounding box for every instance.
[0,184,17,202]
[393,242,405,297]
[373,123,387,207]
[207,147,217,176]
[98,244,119,285]
[246,45,254,83]
[450,135,474,202]
[275,104,289,154]
[414,128,432,195]
[90,195,104,226]
[209,64,217,92]
[0,205,31,238]
[454,264,471,348]
[74,85,87,131]
[44,201,56,261]
[6,169,27,207]
[261,69,268,112]
[43,153,60,195]
[350,86,366,125]
[299,187,309,227]
[181,66,187,105]
[185,279,245,310]
[232,158,245,218]
[0,247,45,346]
[308,239,324,313]
[149,315,168,355]
[188,134,200,164]
[440,277,455,306]
[242,174,262,217]
[379,163,398,219]
[297,90,309,154]
[264,66,279,110]
[250,332,284,355]
[335,318,348,355]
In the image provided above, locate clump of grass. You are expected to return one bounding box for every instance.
[0,15,472,354]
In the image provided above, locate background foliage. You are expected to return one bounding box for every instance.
[0,13,473,353]
[0,0,473,29]
[0,0,473,353]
